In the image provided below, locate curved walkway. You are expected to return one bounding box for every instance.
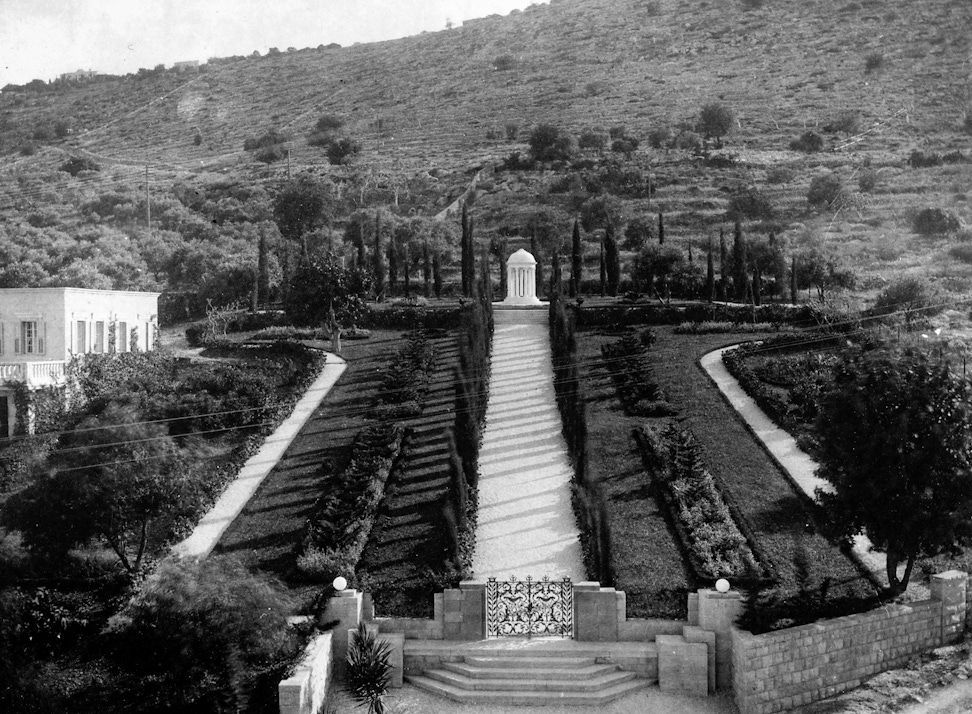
[471,310,585,581]
[173,352,347,559]
[701,345,927,598]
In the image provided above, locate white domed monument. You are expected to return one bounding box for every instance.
[502,248,543,306]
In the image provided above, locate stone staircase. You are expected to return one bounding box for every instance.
[405,640,653,705]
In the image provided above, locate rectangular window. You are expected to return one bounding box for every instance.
[94,321,105,353]
[76,320,86,353]
[21,321,38,354]
[117,321,128,353]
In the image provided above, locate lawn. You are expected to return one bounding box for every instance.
[575,327,692,619]
[214,329,408,605]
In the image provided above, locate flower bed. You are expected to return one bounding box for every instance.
[600,329,677,417]
[635,423,775,586]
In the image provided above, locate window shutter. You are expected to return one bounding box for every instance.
[39,323,46,355]
[14,338,20,354]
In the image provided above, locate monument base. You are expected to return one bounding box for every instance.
[493,300,548,310]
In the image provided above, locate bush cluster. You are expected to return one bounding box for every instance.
[907,149,969,168]
[673,321,781,335]
[571,302,812,329]
[789,131,824,153]
[913,207,961,235]
[375,332,436,418]
[637,424,764,580]
[600,330,677,417]
[298,423,406,583]
[358,304,464,331]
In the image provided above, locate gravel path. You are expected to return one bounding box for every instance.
[471,317,586,581]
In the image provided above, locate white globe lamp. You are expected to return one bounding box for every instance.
[715,578,730,593]
[333,576,348,592]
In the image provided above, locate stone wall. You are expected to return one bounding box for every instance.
[731,571,968,714]
[278,632,332,714]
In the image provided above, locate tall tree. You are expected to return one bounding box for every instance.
[706,236,715,303]
[719,227,728,302]
[530,230,544,300]
[733,220,749,302]
[599,238,606,296]
[816,348,972,594]
[373,210,384,299]
[257,226,270,308]
[387,230,398,294]
[570,219,583,297]
[658,212,665,245]
[460,202,470,297]
[422,238,432,298]
[272,176,333,254]
[466,213,476,298]
[790,255,798,304]
[432,252,443,298]
[604,222,620,297]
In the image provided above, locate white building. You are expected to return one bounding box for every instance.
[0,287,160,436]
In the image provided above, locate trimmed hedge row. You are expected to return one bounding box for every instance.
[358,304,465,331]
[601,329,677,417]
[571,301,813,329]
[297,423,406,583]
[375,331,437,419]
[551,290,614,587]
[635,424,775,587]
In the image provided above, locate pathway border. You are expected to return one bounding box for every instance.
[173,352,348,559]
[700,344,925,597]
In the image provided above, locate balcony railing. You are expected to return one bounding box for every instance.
[0,361,66,387]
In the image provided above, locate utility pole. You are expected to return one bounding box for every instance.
[145,165,151,235]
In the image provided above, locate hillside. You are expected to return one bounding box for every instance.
[1,0,971,315]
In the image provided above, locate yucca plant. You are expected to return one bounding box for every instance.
[346,628,392,714]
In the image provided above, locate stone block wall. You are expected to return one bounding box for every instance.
[731,583,965,714]
[574,582,620,641]
[278,632,332,714]
[443,581,485,640]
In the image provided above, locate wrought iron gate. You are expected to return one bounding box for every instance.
[485,576,573,638]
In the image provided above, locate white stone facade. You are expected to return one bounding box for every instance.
[0,287,160,436]
[502,248,542,305]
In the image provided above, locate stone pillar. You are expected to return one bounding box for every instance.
[573,582,619,641]
[443,581,486,640]
[697,588,743,691]
[326,589,362,670]
[931,570,968,643]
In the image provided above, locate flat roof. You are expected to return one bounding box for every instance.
[0,287,161,298]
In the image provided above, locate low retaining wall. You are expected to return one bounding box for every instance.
[731,571,968,714]
[278,632,332,714]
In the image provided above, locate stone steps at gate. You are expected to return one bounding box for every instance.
[459,655,602,670]
[405,641,654,705]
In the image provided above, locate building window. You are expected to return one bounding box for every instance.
[19,321,43,354]
[94,321,104,353]
[117,322,128,353]
[76,320,86,353]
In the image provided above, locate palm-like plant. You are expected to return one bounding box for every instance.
[345,628,392,714]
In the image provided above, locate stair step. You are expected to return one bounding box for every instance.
[406,675,650,705]
[441,661,618,680]
[425,668,637,692]
[462,655,598,669]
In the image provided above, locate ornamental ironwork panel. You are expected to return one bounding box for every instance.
[485,576,573,638]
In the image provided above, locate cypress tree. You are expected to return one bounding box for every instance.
[530,230,544,299]
[658,212,665,245]
[706,236,715,303]
[257,226,269,308]
[498,239,508,299]
[599,237,606,296]
[719,227,728,302]
[734,220,749,302]
[570,219,582,297]
[373,210,384,299]
[467,214,476,298]
[387,232,398,294]
[552,249,563,295]
[402,242,411,297]
[356,223,366,267]
[433,252,443,298]
[790,255,798,305]
[460,202,470,297]
[604,222,620,297]
[423,238,432,297]
[753,265,762,306]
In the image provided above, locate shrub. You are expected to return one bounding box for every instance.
[766,166,795,184]
[578,129,606,152]
[963,110,972,136]
[647,126,673,149]
[675,130,702,153]
[857,168,879,192]
[326,137,360,165]
[346,627,393,714]
[193,133,203,146]
[726,187,774,220]
[528,123,573,162]
[611,137,639,157]
[864,52,884,73]
[243,128,289,151]
[315,114,344,132]
[789,130,824,153]
[823,111,860,134]
[871,277,942,323]
[807,172,843,208]
[111,556,301,714]
[696,102,736,143]
[504,122,519,140]
[949,244,972,264]
[59,156,100,176]
[255,144,285,164]
[501,150,535,171]
[913,207,960,235]
[908,149,943,168]
[493,54,515,71]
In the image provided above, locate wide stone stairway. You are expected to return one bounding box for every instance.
[405,640,652,705]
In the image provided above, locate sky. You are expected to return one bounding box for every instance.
[0,0,547,86]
